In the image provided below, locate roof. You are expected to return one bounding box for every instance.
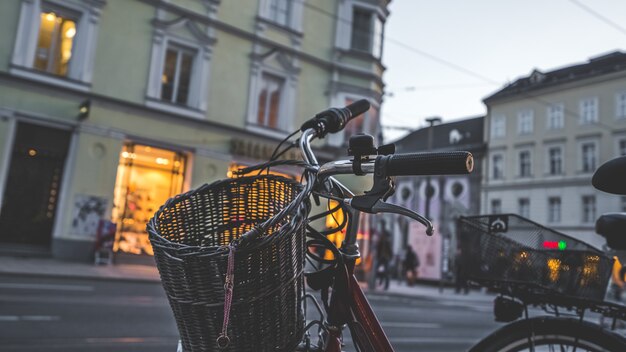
[483,51,626,104]
[393,116,485,153]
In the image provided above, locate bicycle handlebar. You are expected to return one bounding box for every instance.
[300,99,370,137]
[317,151,473,179]
[381,151,474,176]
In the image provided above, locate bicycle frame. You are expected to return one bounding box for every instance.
[300,129,395,352]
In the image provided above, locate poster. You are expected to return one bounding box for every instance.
[71,194,107,238]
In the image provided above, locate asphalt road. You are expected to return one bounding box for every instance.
[0,274,501,351]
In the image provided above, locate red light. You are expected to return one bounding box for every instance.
[543,241,559,249]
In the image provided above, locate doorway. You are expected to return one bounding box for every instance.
[0,122,72,249]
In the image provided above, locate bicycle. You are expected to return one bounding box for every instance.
[457,156,626,352]
[147,100,474,351]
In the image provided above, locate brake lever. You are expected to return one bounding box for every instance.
[346,198,434,236]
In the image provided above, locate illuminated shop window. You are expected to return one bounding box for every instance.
[34,11,77,76]
[112,144,186,255]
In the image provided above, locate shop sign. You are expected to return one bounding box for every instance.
[230,138,300,161]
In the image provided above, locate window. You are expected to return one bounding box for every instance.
[617,91,626,119]
[581,142,597,173]
[518,198,530,218]
[582,195,596,223]
[268,0,291,26]
[548,197,561,223]
[491,115,506,138]
[33,11,77,76]
[519,150,532,177]
[548,147,562,175]
[547,104,564,130]
[621,196,626,212]
[492,154,504,180]
[146,18,215,116]
[11,1,104,89]
[350,7,383,57]
[161,45,195,105]
[491,199,502,214]
[619,139,626,156]
[256,73,285,130]
[580,98,598,124]
[517,110,534,134]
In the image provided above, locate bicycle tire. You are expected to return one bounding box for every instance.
[469,316,626,352]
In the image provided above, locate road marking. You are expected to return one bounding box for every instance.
[0,283,94,292]
[381,321,441,329]
[343,336,478,344]
[0,315,60,321]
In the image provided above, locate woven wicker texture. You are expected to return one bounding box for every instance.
[458,214,612,300]
[147,175,309,352]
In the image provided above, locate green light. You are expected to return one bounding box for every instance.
[558,241,567,251]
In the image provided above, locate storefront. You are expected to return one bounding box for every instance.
[111,143,186,256]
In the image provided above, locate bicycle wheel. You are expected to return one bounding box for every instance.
[469,316,626,352]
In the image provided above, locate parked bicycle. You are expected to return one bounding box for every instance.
[147,100,473,351]
[457,156,626,352]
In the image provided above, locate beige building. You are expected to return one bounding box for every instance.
[0,0,389,261]
[482,51,626,247]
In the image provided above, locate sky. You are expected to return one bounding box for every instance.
[381,0,626,142]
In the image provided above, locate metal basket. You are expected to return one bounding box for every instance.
[458,214,613,300]
[147,175,309,352]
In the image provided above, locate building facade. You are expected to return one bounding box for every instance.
[482,51,626,248]
[0,0,389,261]
[387,116,485,282]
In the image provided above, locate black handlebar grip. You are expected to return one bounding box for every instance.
[383,151,474,176]
[345,99,370,122]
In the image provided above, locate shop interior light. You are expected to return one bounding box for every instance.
[45,12,56,21]
[155,157,169,165]
[65,27,76,38]
[28,149,37,157]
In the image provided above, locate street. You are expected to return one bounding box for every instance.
[0,275,500,351]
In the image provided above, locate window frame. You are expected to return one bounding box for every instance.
[491,152,504,180]
[518,198,530,219]
[145,16,216,118]
[491,199,502,214]
[617,90,626,120]
[159,43,197,106]
[547,145,563,176]
[491,114,506,139]
[580,140,598,173]
[616,137,626,157]
[582,195,596,224]
[546,103,564,130]
[547,197,561,223]
[579,97,599,125]
[258,0,304,32]
[518,149,532,178]
[10,0,104,91]
[335,0,387,60]
[517,109,534,135]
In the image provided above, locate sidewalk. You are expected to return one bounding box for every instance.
[365,280,497,303]
[0,255,161,282]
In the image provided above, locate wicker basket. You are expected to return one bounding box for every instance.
[458,214,613,300]
[147,175,309,352]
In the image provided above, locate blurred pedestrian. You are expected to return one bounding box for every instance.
[455,246,470,294]
[376,226,393,290]
[403,245,420,286]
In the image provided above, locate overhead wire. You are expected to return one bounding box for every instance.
[305,1,626,134]
[568,0,626,37]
